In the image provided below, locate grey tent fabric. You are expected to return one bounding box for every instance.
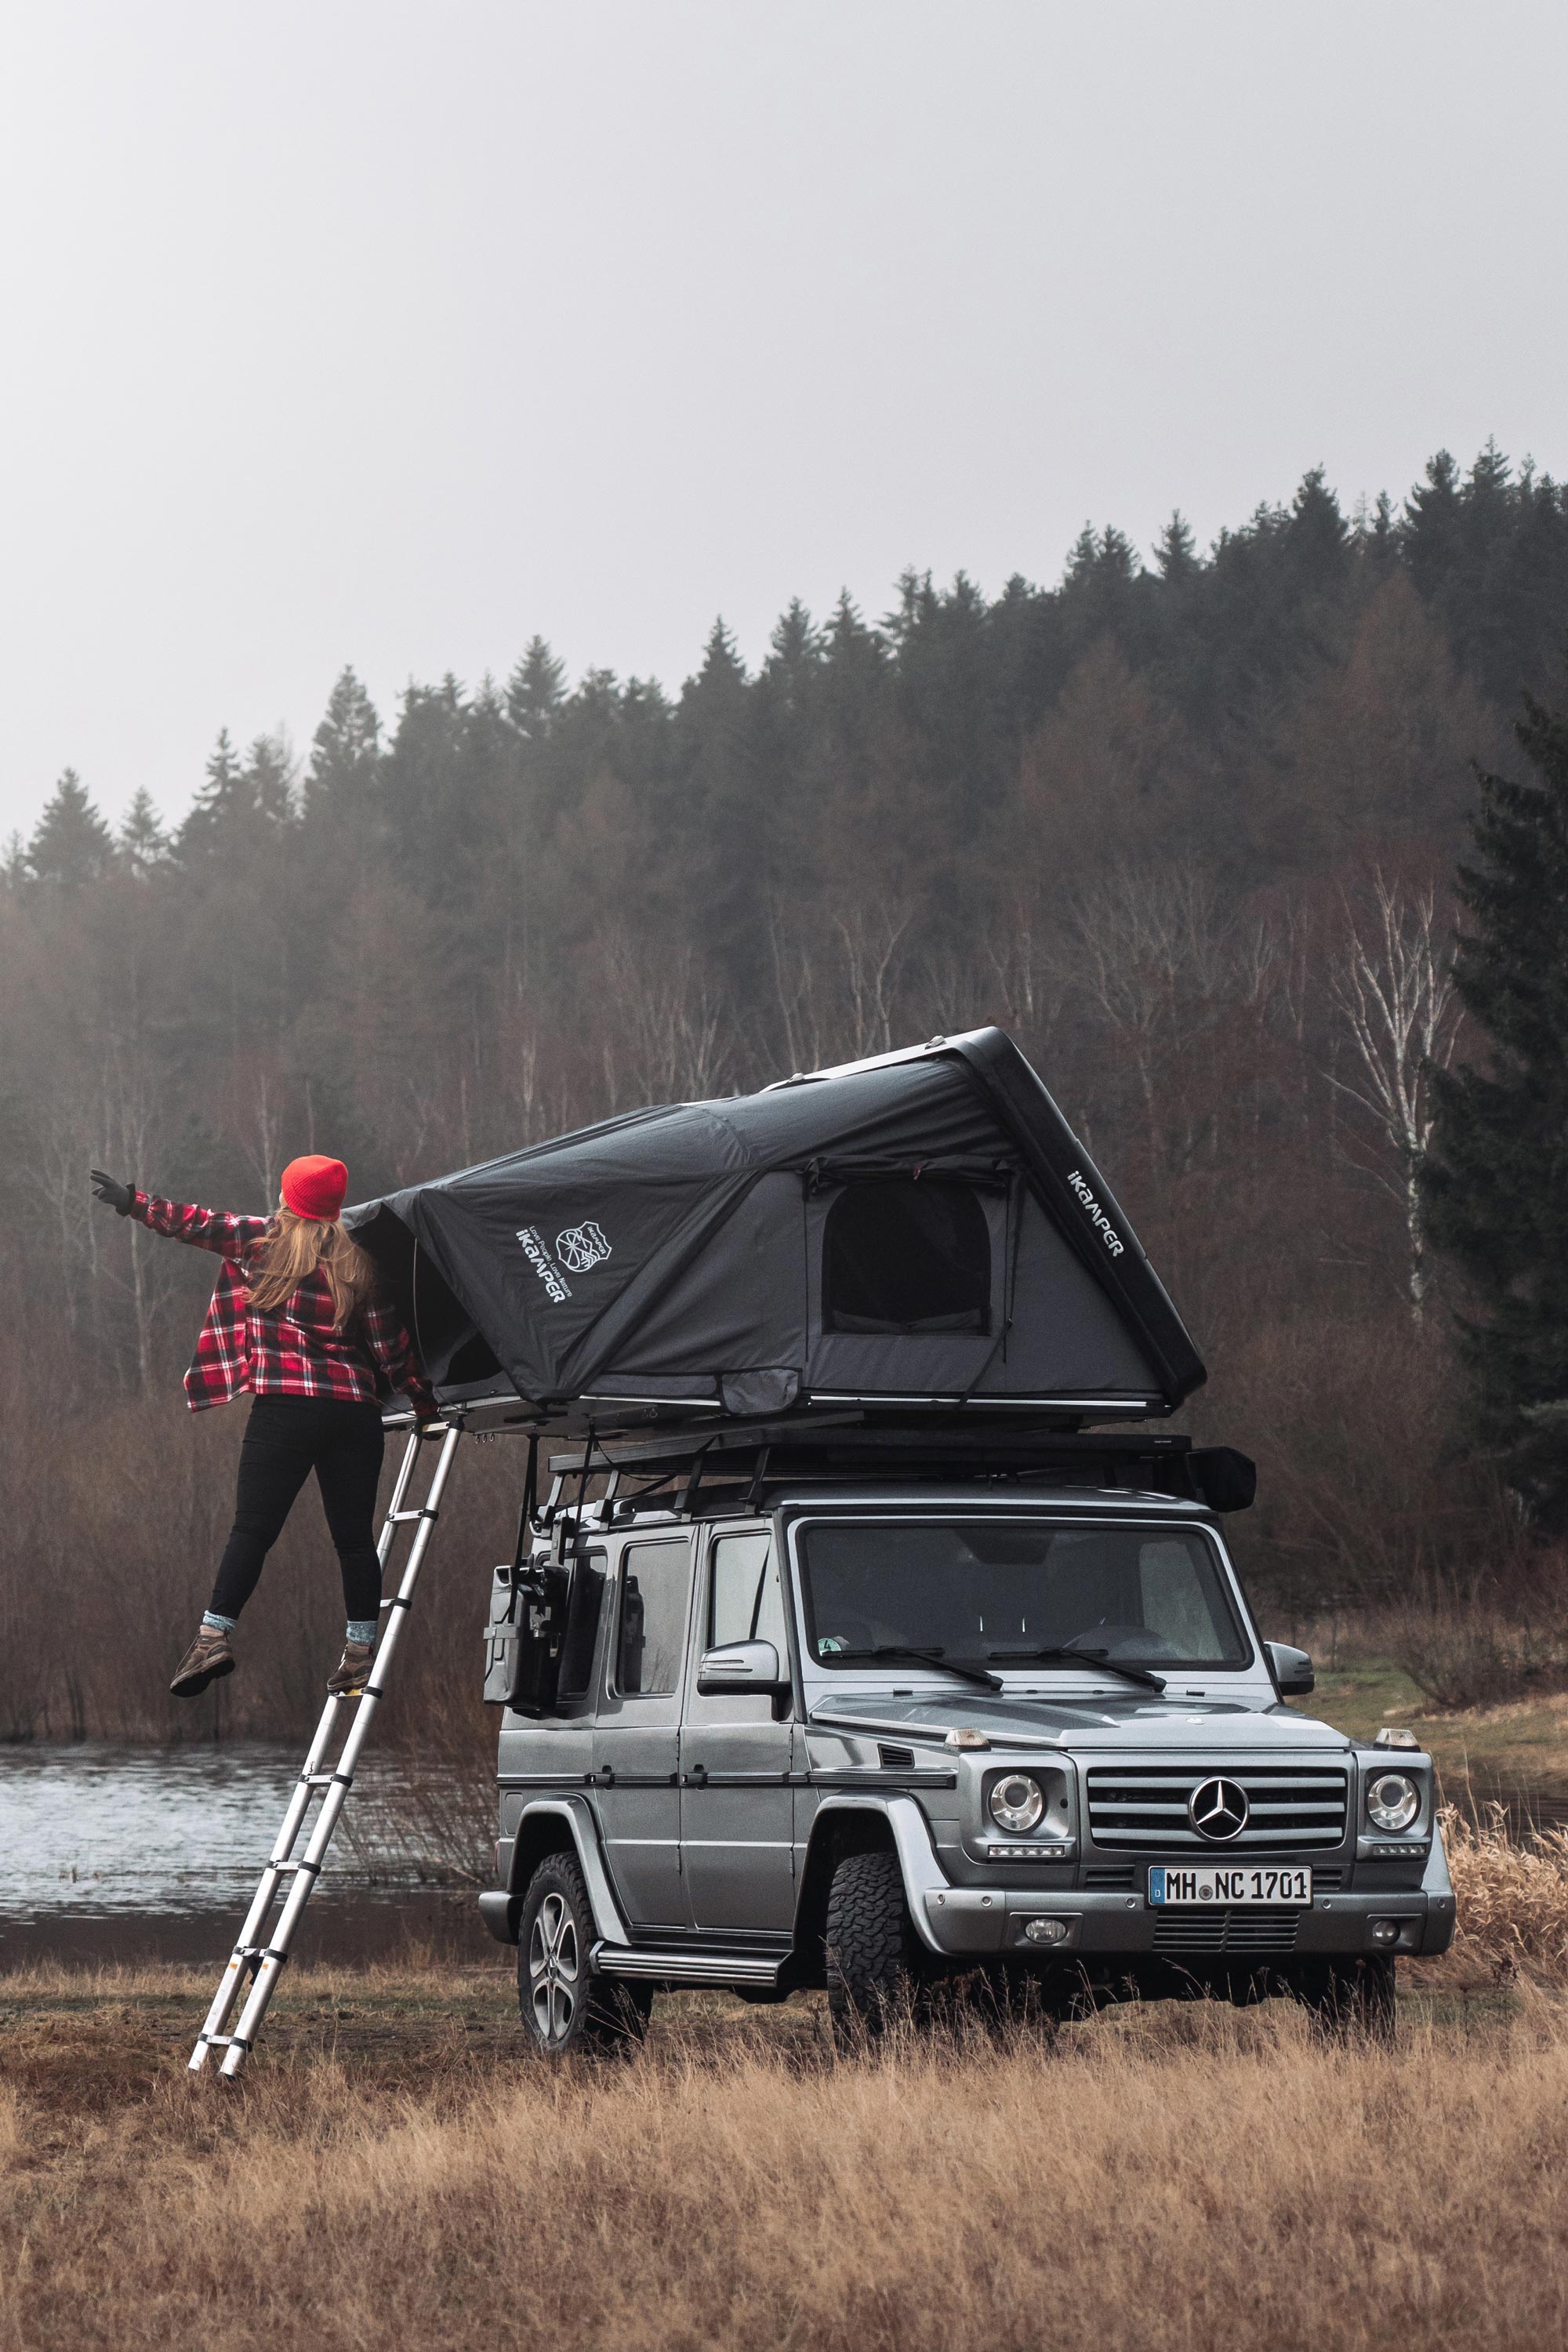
[347,1029,1204,1427]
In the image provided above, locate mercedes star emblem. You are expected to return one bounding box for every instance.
[1189,1775,1250,1841]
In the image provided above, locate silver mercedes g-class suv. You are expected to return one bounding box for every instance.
[477,1460,1454,2052]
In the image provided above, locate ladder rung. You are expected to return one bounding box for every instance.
[379,1595,412,1613]
[269,1857,321,1877]
[390,1506,440,1523]
[299,1770,354,1788]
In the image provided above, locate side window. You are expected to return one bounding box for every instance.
[557,1553,606,1701]
[615,1540,693,1696]
[710,1532,786,1654]
[822,1179,991,1334]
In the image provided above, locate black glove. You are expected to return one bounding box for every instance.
[90,1169,135,1217]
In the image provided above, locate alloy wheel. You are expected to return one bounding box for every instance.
[528,1890,581,2043]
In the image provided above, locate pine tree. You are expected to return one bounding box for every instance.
[765,599,823,685]
[118,788,167,876]
[1421,675,1568,1518]
[306,668,382,818]
[244,732,296,829]
[26,770,115,885]
[1152,512,1198,583]
[177,730,245,857]
[1284,466,1350,591]
[505,637,566,739]
[1402,448,1465,601]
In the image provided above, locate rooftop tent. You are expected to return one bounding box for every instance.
[346,1028,1205,1430]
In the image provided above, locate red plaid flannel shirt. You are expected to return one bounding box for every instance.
[131,1192,437,1418]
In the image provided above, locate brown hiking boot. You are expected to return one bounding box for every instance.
[170,1624,235,1699]
[327,1640,376,1697]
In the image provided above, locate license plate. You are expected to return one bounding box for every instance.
[1149,1864,1312,1906]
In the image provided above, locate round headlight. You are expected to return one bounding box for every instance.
[989,1773,1045,1834]
[1366,1771,1420,1832]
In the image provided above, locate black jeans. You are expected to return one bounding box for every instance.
[209,1396,385,1625]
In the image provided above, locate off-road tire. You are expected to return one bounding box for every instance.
[825,1848,925,2045]
[1291,1955,1398,2044]
[517,1853,653,2059]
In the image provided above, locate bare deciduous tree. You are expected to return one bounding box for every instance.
[1067,864,1234,1171]
[831,895,913,1061]
[597,932,737,1108]
[1327,873,1463,1316]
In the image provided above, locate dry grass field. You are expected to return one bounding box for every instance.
[6,1819,1568,2352]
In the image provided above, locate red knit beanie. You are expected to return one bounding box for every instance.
[280,1155,349,1221]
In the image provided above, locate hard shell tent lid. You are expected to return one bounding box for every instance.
[347,1027,1204,1430]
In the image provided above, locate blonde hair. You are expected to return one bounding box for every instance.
[247,1209,378,1332]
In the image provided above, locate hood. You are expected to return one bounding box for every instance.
[808,1688,1352,1753]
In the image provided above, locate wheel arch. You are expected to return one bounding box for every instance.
[795,1795,949,1979]
[504,1797,630,1946]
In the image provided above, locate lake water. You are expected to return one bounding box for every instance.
[0,1743,492,1969]
[7,1739,1563,1974]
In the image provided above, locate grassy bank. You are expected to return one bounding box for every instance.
[1293,1657,1568,1818]
[5,1958,1568,2352]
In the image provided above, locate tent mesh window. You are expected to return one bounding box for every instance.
[822,1178,992,1336]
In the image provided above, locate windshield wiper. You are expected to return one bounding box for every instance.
[986,1645,1166,1693]
[828,1645,1003,1692]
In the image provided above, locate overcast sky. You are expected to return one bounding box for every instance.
[2,1,1565,837]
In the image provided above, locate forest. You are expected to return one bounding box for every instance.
[4,439,1567,1749]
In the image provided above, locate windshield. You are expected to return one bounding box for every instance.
[797,1519,1250,1672]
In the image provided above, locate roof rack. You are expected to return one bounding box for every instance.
[543,1410,1256,1513]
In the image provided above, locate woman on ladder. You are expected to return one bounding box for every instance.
[89,1155,438,1700]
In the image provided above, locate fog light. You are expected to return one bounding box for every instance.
[1369,1918,1401,1947]
[1022,1917,1069,1947]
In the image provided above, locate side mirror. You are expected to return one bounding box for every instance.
[698,1639,787,1696]
[1267,1641,1315,1698]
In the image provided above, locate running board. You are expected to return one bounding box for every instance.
[591,1941,785,1987]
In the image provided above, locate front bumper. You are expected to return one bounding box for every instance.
[922,1837,1455,1962]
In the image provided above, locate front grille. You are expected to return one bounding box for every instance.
[1087,1764,1347,1853]
[1083,1864,1136,1889]
[1151,1908,1301,1954]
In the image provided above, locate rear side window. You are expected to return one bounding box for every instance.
[710,1532,786,1654]
[557,1554,606,1700]
[822,1179,991,1335]
[615,1540,692,1696]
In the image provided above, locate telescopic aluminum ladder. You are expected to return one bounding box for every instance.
[188,1417,463,2078]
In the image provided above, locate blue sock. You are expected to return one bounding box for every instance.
[346,1618,378,1646]
[202,1610,237,1635]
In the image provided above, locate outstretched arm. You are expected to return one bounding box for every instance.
[90,1172,270,1261]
